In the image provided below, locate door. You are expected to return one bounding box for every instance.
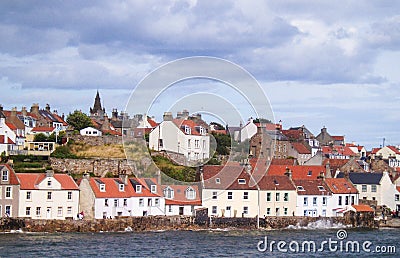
[226,206,231,217]
[46,207,52,219]
[179,206,184,215]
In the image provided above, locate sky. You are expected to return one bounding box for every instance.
[0,0,400,149]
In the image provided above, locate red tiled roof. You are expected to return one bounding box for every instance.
[52,113,68,126]
[371,148,381,154]
[332,136,344,141]
[291,142,311,154]
[147,117,158,128]
[396,186,400,193]
[17,173,78,190]
[271,158,297,166]
[322,145,356,156]
[31,126,56,132]
[0,135,15,144]
[211,129,227,135]
[387,146,400,154]
[173,119,204,136]
[89,178,135,198]
[325,178,358,194]
[281,129,304,140]
[267,165,326,180]
[5,122,17,130]
[293,179,331,195]
[162,185,201,205]
[352,205,374,212]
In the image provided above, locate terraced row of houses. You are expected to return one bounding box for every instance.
[1,161,399,220]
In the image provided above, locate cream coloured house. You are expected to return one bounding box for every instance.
[16,171,79,220]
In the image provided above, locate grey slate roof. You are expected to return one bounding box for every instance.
[337,172,382,185]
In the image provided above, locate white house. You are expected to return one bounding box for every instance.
[375,146,400,160]
[16,171,80,220]
[79,175,165,219]
[324,178,359,216]
[163,184,202,216]
[336,171,397,210]
[80,127,102,137]
[149,112,210,163]
[293,179,332,217]
[238,120,257,143]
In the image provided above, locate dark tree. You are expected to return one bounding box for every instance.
[66,110,93,131]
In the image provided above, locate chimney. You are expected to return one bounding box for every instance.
[0,104,3,111]
[119,171,128,185]
[46,170,54,178]
[163,112,173,121]
[182,109,189,118]
[62,113,65,120]
[284,167,292,180]
[11,107,17,117]
[53,110,58,115]
[30,103,39,115]
[21,106,27,116]
[100,113,110,131]
[321,127,327,133]
[45,104,51,112]
[325,162,331,178]
[111,108,118,121]
[317,171,325,180]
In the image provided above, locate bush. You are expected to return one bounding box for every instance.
[51,145,78,159]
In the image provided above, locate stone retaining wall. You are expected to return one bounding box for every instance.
[70,135,123,146]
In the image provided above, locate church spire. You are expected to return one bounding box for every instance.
[90,90,105,117]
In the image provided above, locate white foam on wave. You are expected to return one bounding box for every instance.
[286,219,350,230]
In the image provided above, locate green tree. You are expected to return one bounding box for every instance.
[66,110,93,131]
[212,132,231,155]
[33,133,49,142]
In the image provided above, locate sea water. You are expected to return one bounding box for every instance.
[0,227,398,257]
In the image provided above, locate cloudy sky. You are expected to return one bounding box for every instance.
[1,0,399,149]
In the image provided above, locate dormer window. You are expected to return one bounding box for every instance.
[215,178,221,184]
[238,179,246,184]
[307,171,312,176]
[164,186,174,199]
[273,179,279,185]
[318,186,325,191]
[99,184,105,192]
[136,185,142,193]
[151,185,157,193]
[2,170,8,181]
[297,186,305,191]
[119,184,125,192]
[186,187,196,200]
[183,125,191,134]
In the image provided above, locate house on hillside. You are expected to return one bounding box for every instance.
[288,142,312,165]
[163,184,202,216]
[80,127,102,137]
[149,112,210,164]
[316,127,344,146]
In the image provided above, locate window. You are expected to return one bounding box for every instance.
[243,206,248,215]
[238,179,246,184]
[36,207,41,217]
[266,192,271,202]
[105,199,109,207]
[151,185,157,193]
[318,186,325,191]
[123,199,128,206]
[276,208,280,216]
[47,180,52,187]
[203,140,206,149]
[5,186,12,198]
[47,192,52,200]
[99,184,105,192]
[67,191,72,200]
[57,207,63,217]
[297,186,304,191]
[212,191,217,199]
[266,208,271,215]
[186,187,196,199]
[396,194,400,202]
[119,184,125,192]
[345,196,349,205]
[284,207,288,215]
[284,193,289,202]
[168,205,172,213]
[164,187,174,199]
[139,198,144,207]
[338,196,342,206]
[148,199,152,207]
[188,139,191,149]
[243,192,249,200]
[67,207,72,215]
[351,196,355,205]
[313,197,317,206]
[322,197,327,206]
[212,206,217,214]
[276,193,280,202]
[159,139,163,148]
[303,197,308,206]
[5,205,11,216]
[215,178,221,184]
[26,207,31,216]
[136,185,142,193]
[362,185,367,192]
[155,198,159,206]
[307,171,312,176]
[114,199,118,207]
[26,191,31,200]
[195,140,199,148]
[371,185,377,192]
[227,191,233,200]
[2,169,8,181]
